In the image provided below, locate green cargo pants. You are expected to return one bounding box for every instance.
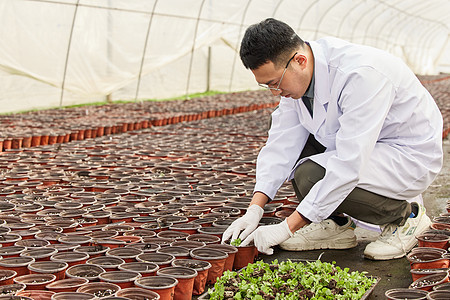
[291,134,412,226]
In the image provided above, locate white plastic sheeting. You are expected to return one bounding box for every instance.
[0,0,449,113]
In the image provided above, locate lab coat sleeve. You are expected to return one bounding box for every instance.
[297,67,396,222]
[253,97,310,200]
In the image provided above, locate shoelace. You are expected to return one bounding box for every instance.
[378,223,407,253]
[295,220,334,235]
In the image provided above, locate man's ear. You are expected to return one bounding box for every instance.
[296,54,308,69]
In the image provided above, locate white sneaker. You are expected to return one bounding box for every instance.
[364,202,432,260]
[279,217,357,251]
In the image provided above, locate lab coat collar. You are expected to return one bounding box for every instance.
[303,40,330,133]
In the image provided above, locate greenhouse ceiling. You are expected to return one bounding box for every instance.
[0,0,449,113]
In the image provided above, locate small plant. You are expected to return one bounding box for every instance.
[230,238,242,247]
[208,259,377,299]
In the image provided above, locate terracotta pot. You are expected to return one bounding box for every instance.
[204,244,237,272]
[410,271,450,291]
[50,252,89,268]
[45,277,89,293]
[134,276,178,300]
[118,261,159,277]
[0,269,17,285]
[13,273,57,290]
[0,256,35,276]
[233,244,258,270]
[137,253,175,269]
[28,261,68,280]
[16,290,55,300]
[115,287,160,299]
[49,292,96,300]
[189,248,227,285]
[171,259,211,296]
[385,288,428,300]
[417,233,450,249]
[0,283,26,296]
[76,282,121,298]
[86,256,125,272]
[98,270,141,289]
[156,266,197,300]
[65,264,105,282]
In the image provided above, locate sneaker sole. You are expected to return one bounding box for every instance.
[363,240,418,260]
[279,237,358,251]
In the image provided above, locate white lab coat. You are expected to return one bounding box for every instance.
[253,37,443,223]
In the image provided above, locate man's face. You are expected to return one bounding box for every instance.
[251,54,310,100]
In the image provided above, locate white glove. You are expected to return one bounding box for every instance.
[221,204,264,243]
[241,219,293,255]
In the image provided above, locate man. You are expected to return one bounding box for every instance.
[222,18,443,260]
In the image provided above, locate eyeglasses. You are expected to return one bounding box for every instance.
[258,52,297,91]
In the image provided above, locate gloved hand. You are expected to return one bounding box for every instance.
[221,204,264,243]
[241,219,293,255]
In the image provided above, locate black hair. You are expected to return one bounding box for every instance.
[239,18,304,70]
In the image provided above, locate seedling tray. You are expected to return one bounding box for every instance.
[198,258,380,300]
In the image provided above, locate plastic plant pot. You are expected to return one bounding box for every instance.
[204,243,238,272]
[98,271,141,289]
[170,240,205,250]
[385,288,428,299]
[15,238,50,249]
[50,252,90,268]
[65,264,105,282]
[416,233,450,249]
[157,246,190,259]
[0,283,26,297]
[141,237,175,248]
[433,281,450,291]
[134,276,178,300]
[0,256,35,276]
[13,273,57,290]
[115,287,160,300]
[0,233,22,247]
[426,290,450,299]
[106,246,143,263]
[410,268,449,282]
[171,259,211,296]
[197,226,225,239]
[28,261,68,281]
[125,242,160,253]
[74,245,110,258]
[20,247,58,262]
[94,238,126,249]
[232,243,258,270]
[49,292,96,300]
[157,267,198,300]
[189,248,228,285]
[407,251,450,270]
[186,233,220,245]
[136,253,175,269]
[118,262,159,277]
[45,277,89,293]
[169,223,201,235]
[0,269,17,285]
[111,235,143,245]
[76,282,121,298]
[156,230,189,241]
[16,290,55,300]
[410,271,450,291]
[86,256,125,272]
[58,235,92,247]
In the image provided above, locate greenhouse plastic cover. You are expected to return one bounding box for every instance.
[0,0,449,113]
